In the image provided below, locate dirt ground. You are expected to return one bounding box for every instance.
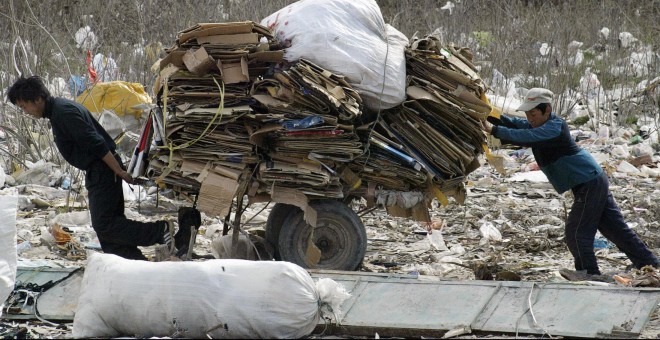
[4,149,660,338]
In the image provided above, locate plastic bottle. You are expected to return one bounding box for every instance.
[629,135,642,145]
[61,174,71,190]
[17,241,31,254]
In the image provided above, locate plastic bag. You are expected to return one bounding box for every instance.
[211,234,258,260]
[479,222,502,244]
[428,231,448,251]
[76,81,151,118]
[0,164,5,188]
[262,0,408,110]
[315,278,351,318]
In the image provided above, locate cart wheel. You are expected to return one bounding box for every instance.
[265,203,298,260]
[278,200,367,271]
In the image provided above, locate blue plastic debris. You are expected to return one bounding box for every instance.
[69,75,86,97]
[593,236,613,249]
[281,115,324,130]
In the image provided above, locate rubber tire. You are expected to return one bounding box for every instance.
[277,200,367,271]
[265,203,299,260]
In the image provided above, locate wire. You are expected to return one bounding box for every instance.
[356,26,392,178]
[14,289,60,327]
[238,229,262,261]
[243,202,270,225]
[234,200,272,260]
[515,283,554,339]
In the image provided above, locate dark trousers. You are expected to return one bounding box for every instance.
[566,172,658,274]
[85,156,163,260]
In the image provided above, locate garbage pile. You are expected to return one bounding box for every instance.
[146,8,492,221]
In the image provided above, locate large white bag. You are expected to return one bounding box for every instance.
[73,253,347,338]
[262,0,408,111]
[0,194,18,310]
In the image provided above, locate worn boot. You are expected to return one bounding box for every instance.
[559,268,615,283]
[175,207,201,256]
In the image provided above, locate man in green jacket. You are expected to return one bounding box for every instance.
[482,87,658,279]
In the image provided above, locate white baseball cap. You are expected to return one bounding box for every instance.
[516,88,554,112]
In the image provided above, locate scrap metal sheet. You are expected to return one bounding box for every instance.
[3,267,81,321]
[310,270,660,338]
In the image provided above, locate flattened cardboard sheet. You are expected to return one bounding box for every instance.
[271,186,317,227]
[178,22,256,44]
[197,33,259,45]
[198,172,239,218]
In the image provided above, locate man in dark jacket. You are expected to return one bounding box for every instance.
[482,87,658,279]
[8,76,193,260]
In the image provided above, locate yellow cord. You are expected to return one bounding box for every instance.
[156,75,227,185]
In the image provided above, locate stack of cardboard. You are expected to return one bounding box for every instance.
[149,22,492,222]
[149,22,281,216]
[248,59,365,198]
[345,36,491,218]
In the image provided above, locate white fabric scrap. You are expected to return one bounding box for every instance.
[375,190,426,208]
[506,170,549,183]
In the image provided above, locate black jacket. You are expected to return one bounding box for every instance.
[43,97,115,171]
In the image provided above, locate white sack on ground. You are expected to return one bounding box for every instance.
[15,161,59,186]
[49,211,91,228]
[262,0,408,110]
[73,253,348,338]
[0,164,6,188]
[0,194,18,310]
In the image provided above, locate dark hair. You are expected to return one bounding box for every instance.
[535,103,551,114]
[7,76,51,105]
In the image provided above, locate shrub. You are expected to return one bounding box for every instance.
[572,116,591,126]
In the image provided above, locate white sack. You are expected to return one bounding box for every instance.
[14,161,59,186]
[0,194,18,310]
[262,0,408,110]
[49,211,91,228]
[73,253,323,338]
[0,164,5,188]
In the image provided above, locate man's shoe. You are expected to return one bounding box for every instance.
[175,207,201,251]
[559,268,614,283]
[588,272,615,283]
[160,220,176,254]
[559,268,589,281]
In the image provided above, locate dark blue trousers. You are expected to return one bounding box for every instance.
[566,172,658,274]
[85,156,164,260]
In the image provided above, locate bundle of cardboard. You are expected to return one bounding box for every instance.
[148,22,492,222]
